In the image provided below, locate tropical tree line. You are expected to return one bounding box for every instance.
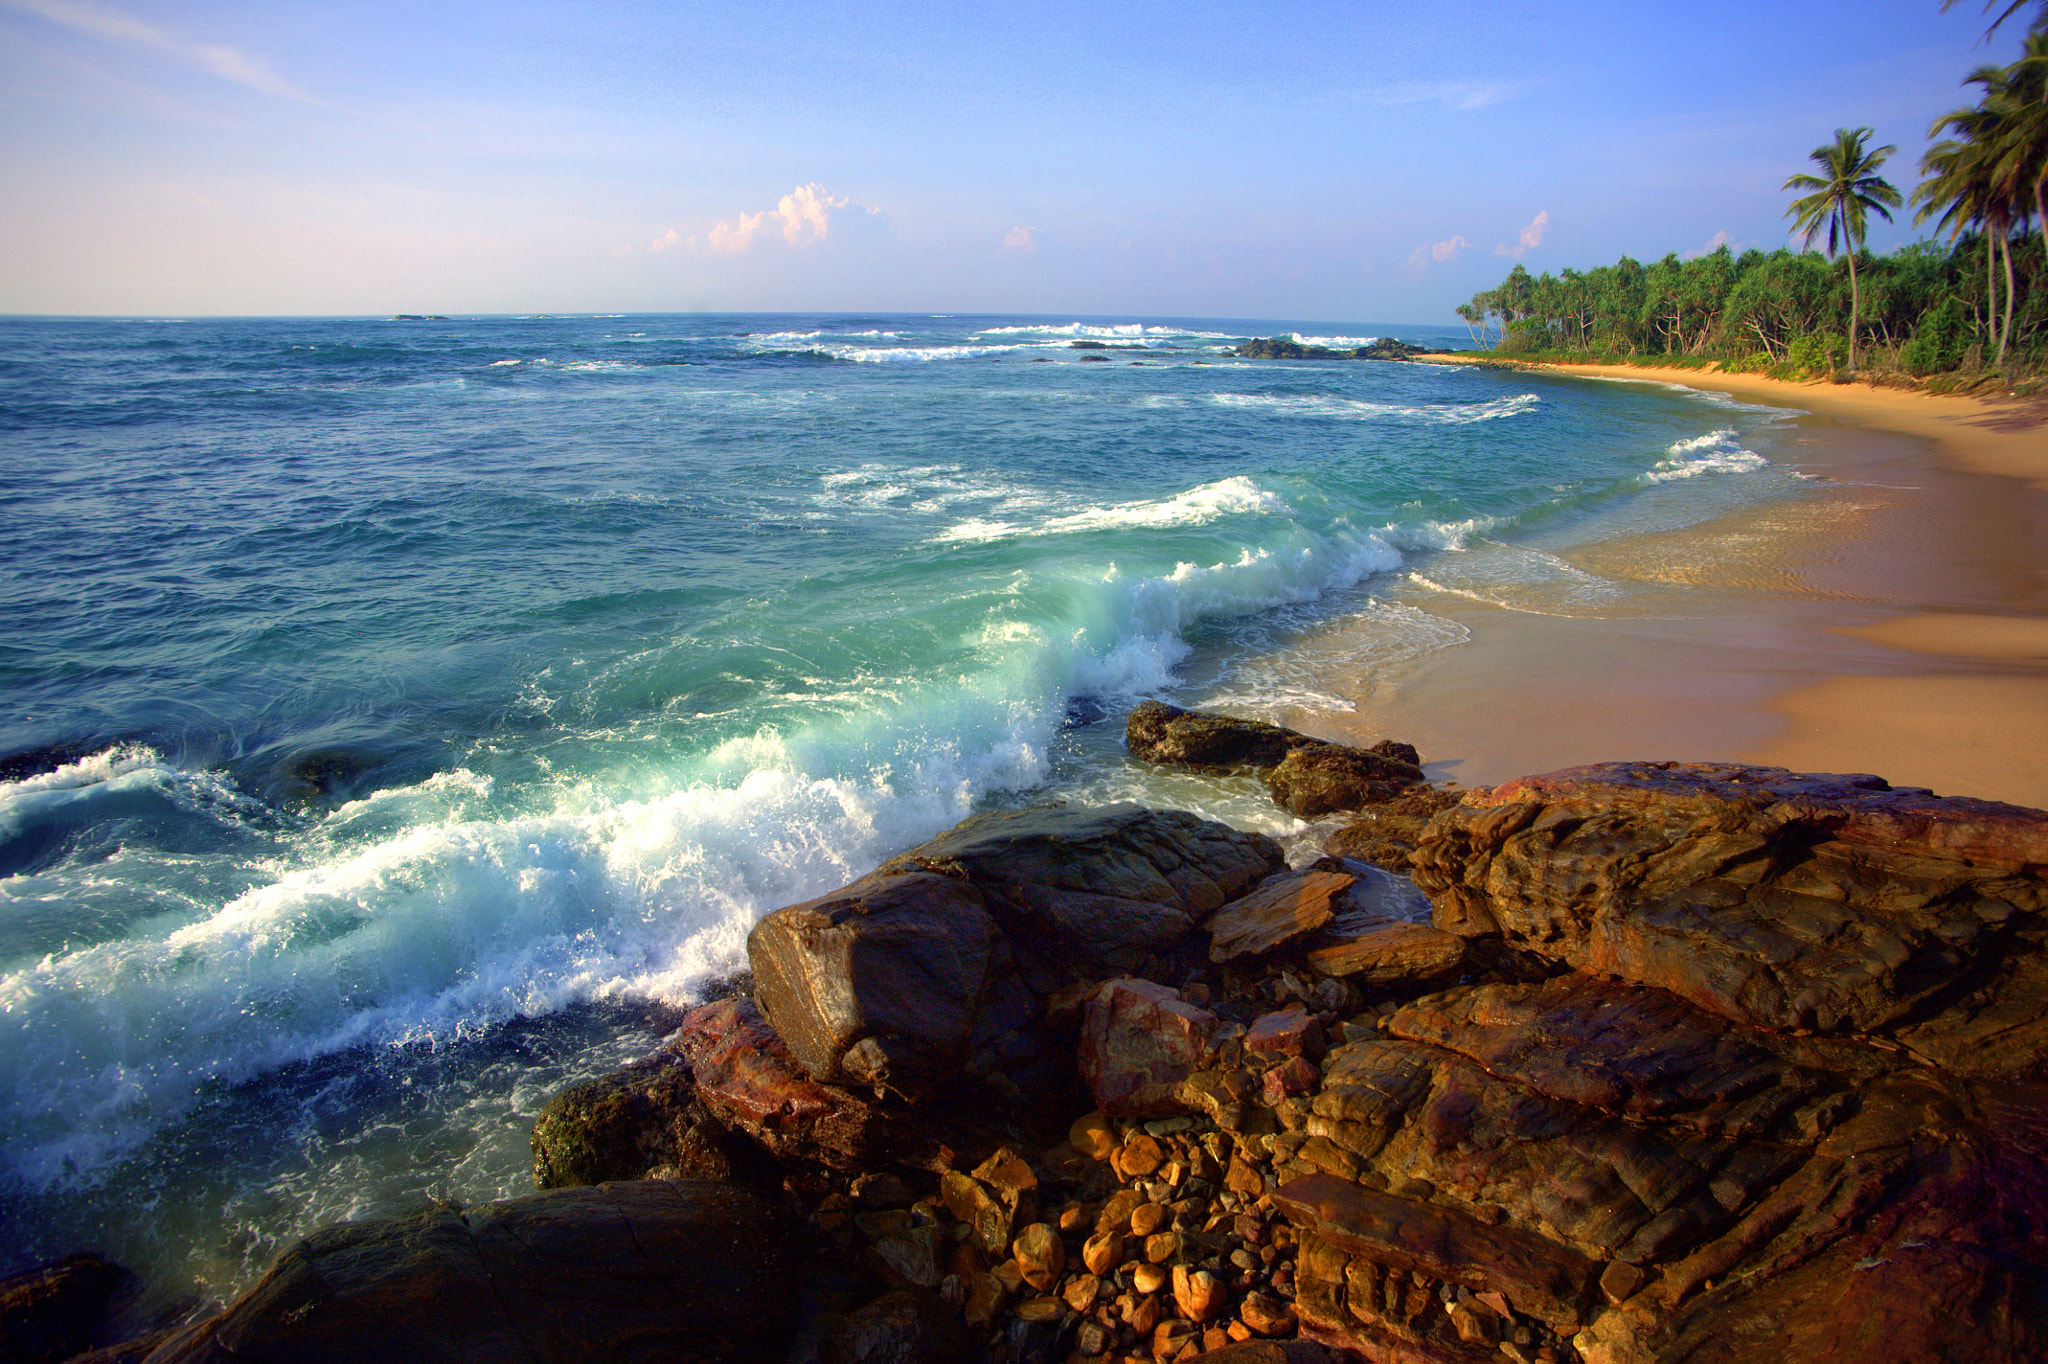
[1456,8,2048,384]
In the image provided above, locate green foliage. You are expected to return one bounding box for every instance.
[1903,296,1974,374]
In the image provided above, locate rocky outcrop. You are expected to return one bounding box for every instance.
[1125,702,1429,819]
[142,1181,797,1364]
[122,756,2048,1364]
[1410,762,2048,1058]
[750,805,1283,1101]
[1226,338,1428,361]
[1,1255,138,1364]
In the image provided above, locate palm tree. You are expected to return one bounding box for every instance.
[1784,127,1903,372]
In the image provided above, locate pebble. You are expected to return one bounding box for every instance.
[1083,1229,1125,1276]
[1132,1262,1169,1294]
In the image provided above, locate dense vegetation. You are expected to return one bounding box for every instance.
[1456,7,2048,388]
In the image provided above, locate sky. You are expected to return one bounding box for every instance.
[0,0,2033,321]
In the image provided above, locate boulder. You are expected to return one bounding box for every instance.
[669,996,946,1172]
[749,870,1005,1101]
[529,1048,761,1189]
[1304,921,1465,988]
[1263,746,1425,819]
[750,805,1281,1099]
[1078,978,1220,1115]
[1,1254,136,1364]
[1409,762,2048,1051]
[142,1181,797,1364]
[824,1288,971,1364]
[1209,871,1354,962]
[1126,701,1427,818]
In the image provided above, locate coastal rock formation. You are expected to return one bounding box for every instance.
[141,1181,797,1364]
[1226,338,1428,361]
[114,754,2048,1364]
[1125,701,1428,818]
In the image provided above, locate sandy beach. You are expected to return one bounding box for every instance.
[1302,361,2048,810]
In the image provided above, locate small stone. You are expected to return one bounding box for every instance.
[1143,1117,1194,1137]
[992,1259,1027,1295]
[1260,1056,1320,1106]
[1059,1202,1092,1233]
[965,1273,1005,1326]
[1076,1319,1112,1357]
[1127,1292,1163,1334]
[1013,1222,1064,1291]
[1240,1290,1296,1336]
[1227,1320,1254,1342]
[1153,1319,1200,1359]
[1084,1228,1126,1276]
[974,1147,1039,1204]
[1133,1262,1170,1294]
[1600,1259,1646,1305]
[849,1172,917,1208]
[1130,1203,1169,1237]
[1452,1302,1499,1346]
[1224,1154,1264,1198]
[1118,1135,1166,1179]
[1065,1273,1104,1312]
[1097,1189,1146,1234]
[1501,1345,1532,1363]
[1072,1112,1119,1161]
[1172,1265,1226,1322]
[1145,1231,1181,1263]
[1015,1295,1064,1322]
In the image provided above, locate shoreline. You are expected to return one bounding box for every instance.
[1301,358,2048,809]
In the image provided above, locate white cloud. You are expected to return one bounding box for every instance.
[1495,210,1548,258]
[1682,230,1740,259]
[1002,226,1040,252]
[5,0,320,102]
[1407,235,1470,271]
[648,228,681,253]
[704,183,851,255]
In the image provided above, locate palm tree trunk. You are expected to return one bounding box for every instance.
[1999,229,2015,368]
[1847,249,1861,372]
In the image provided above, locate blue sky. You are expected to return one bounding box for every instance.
[0,0,2029,320]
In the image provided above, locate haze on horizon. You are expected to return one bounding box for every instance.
[0,0,2027,322]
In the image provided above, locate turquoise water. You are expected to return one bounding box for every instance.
[0,313,1806,1302]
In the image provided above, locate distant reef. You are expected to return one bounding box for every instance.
[1227,336,1430,361]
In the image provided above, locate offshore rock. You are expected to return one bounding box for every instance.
[1410,762,2048,1054]
[142,1181,796,1364]
[751,804,1281,1098]
[1126,700,1427,818]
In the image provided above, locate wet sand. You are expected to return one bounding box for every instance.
[1293,363,2048,810]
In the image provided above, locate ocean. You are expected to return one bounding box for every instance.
[0,312,1812,1307]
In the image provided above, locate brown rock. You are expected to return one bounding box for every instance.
[1145,1232,1183,1264]
[1599,1259,1645,1305]
[1126,700,1306,769]
[1410,762,2048,1048]
[941,1171,1015,1257]
[1304,921,1465,989]
[1173,1266,1227,1322]
[1081,980,1221,1116]
[1064,1274,1104,1313]
[1153,1319,1202,1359]
[1012,1223,1065,1293]
[143,1181,796,1364]
[1,1254,135,1364]
[1117,1134,1167,1179]
[1272,1173,1598,1332]
[1244,1005,1324,1059]
[1263,744,1426,819]
[1238,1291,1298,1337]
[668,997,940,1173]
[1208,871,1354,962]
[1133,1263,1170,1295]
[1260,1056,1320,1107]
[1083,1229,1125,1276]
[748,869,1004,1100]
[1071,1112,1119,1161]
[529,1048,760,1190]
[1130,1201,1169,1236]
[823,1288,970,1364]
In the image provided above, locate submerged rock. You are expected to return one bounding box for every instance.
[1125,701,1428,818]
